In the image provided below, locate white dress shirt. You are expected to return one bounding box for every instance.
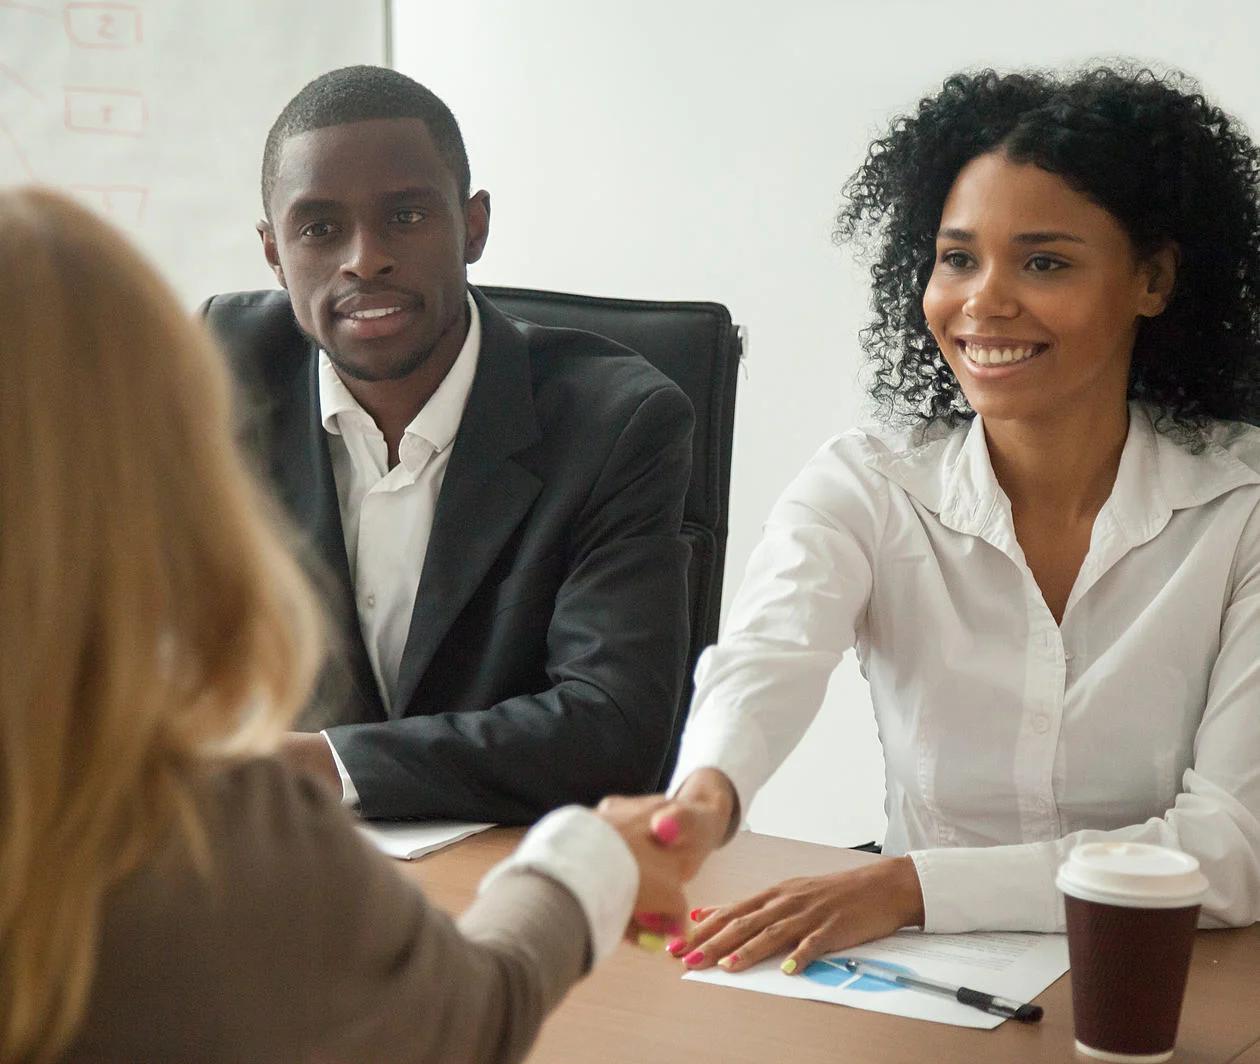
[319,294,481,802]
[671,403,1260,933]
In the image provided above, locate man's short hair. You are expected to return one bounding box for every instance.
[261,65,471,218]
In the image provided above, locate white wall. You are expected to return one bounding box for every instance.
[393,0,1260,847]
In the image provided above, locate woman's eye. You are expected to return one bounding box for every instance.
[1027,255,1066,273]
[939,250,972,269]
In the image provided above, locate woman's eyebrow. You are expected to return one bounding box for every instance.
[935,227,1086,244]
[1012,230,1086,245]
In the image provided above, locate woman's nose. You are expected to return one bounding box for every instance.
[962,266,1018,320]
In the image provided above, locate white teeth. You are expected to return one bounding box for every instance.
[963,343,1039,366]
[348,306,402,320]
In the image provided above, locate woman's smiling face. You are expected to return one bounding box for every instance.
[923,150,1174,428]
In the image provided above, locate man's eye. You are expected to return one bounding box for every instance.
[395,209,426,224]
[299,222,335,239]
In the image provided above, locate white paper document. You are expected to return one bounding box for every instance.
[357,820,494,861]
[684,930,1069,1028]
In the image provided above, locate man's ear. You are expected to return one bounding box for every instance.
[257,219,287,288]
[1138,242,1179,319]
[464,190,490,265]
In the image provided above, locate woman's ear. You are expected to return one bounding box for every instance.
[1138,242,1180,319]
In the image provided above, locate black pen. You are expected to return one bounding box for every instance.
[840,958,1044,1023]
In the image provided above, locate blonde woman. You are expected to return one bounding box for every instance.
[0,186,686,1064]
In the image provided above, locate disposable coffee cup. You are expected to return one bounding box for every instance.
[1056,842,1209,1063]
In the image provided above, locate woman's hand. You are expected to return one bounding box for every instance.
[648,768,741,880]
[592,769,741,949]
[593,795,692,944]
[673,857,926,974]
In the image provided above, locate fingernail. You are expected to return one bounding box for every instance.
[666,936,688,955]
[781,958,797,975]
[636,931,668,952]
[689,908,705,922]
[683,950,705,966]
[718,954,739,970]
[652,815,680,844]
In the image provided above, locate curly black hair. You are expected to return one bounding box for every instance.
[837,66,1260,436]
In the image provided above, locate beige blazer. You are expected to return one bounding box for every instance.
[64,759,589,1063]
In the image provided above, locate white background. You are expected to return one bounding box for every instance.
[393,0,1260,847]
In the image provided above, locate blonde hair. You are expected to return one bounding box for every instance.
[0,187,325,1061]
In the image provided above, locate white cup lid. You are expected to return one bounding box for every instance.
[1055,842,1209,909]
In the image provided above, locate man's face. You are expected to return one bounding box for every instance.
[260,117,488,383]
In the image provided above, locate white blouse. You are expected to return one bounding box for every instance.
[671,404,1260,933]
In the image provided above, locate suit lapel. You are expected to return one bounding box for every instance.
[268,333,386,723]
[391,290,543,717]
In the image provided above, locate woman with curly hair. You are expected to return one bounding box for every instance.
[657,65,1260,976]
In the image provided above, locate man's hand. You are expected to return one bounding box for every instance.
[278,732,343,797]
[673,857,926,974]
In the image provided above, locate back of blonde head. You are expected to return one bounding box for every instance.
[0,187,325,1062]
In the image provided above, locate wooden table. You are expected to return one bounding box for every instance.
[403,829,1260,1063]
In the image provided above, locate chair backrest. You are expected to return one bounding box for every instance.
[481,285,742,787]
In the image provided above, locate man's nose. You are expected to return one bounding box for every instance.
[962,266,1018,319]
[341,227,394,278]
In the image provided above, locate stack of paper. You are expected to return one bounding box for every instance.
[358,820,495,860]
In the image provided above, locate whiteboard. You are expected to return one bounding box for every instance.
[1,0,387,304]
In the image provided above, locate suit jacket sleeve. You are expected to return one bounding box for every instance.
[328,381,694,821]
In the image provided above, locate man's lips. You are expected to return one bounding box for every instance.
[330,291,419,340]
[331,290,419,318]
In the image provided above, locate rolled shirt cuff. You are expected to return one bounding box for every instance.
[909,842,1066,934]
[321,730,361,811]
[480,806,639,966]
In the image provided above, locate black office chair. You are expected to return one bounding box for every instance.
[481,285,742,787]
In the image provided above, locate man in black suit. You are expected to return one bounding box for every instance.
[203,66,693,823]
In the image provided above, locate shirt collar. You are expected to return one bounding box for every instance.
[318,291,482,463]
[867,403,1260,545]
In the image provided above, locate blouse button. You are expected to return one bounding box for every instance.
[1032,714,1051,734]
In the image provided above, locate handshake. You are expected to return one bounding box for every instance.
[592,768,737,949]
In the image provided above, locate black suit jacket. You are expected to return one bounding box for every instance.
[201,287,693,822]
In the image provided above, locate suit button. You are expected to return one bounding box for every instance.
[365,593,376,608]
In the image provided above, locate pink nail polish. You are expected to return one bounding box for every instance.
[683,950,705,966]
[689,908,705,922]
[718,954,739,970]
[666,936,688,955]
[652,815,680,843]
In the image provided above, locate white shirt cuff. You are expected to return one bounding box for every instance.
[479,806,638,966]
[321,730,361,810]
[909,843,1065,933]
